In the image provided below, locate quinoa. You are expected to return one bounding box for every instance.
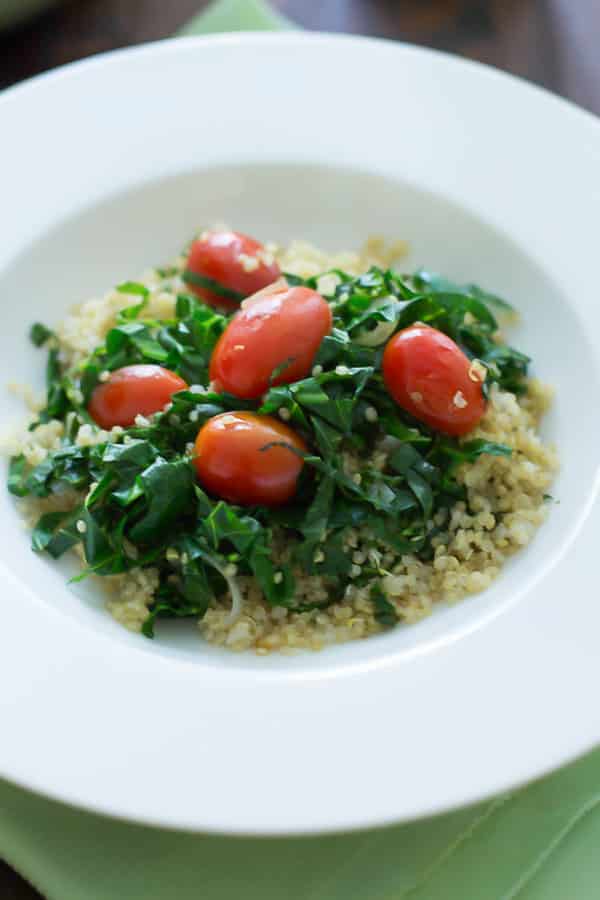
[3,234,557,653]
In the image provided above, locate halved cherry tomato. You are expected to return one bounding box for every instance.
[209,284,332,399]
[382,324,486,436]
[193,412,306,507]
[88,364,187,429]
[184,230,281,311]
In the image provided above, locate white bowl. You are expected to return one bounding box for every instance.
[1,33,599,835]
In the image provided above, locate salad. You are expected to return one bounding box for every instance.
[6,230,557,652]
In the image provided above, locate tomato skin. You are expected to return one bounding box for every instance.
[193,412,306,507]
[382,324,486,436]
[185,231,281,311]
[88,365,188,429]
[209,285,333,399]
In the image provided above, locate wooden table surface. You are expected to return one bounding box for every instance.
[1,0,599,896]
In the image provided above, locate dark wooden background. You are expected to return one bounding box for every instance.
[1,0,599,896]
[1,0,600,114]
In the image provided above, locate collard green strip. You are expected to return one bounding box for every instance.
[183,269,244,303]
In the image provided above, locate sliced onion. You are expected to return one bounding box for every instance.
[200,552,245,625]
[223,570,244,625]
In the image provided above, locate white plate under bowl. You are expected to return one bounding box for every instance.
[0,34,599,835]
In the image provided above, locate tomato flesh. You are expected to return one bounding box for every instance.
[193,412,306,507]
[88,364,188,429]
[382,324,486,436]
[185,230,281,311]
[209,285,332,399]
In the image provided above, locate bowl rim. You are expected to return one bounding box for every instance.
[4,30,600,126]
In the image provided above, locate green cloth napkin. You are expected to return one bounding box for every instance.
[178,0,295,33]
[2,2,600,898]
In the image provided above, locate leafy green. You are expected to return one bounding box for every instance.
[141,568,212,639]
[29,322,53,347]
[43,349,69,421]
[456,439,513,461]
[202,500,261,554]
[40,507,85,560]
[116,281,150,299]
[260,366,373,434]
[115,282,150,321]
[371,583,399,627]
[300,476,335,543]
[434,438,512,479]
[183,269,244,304]
[411,269,514,312]
[7,455,28,497]
[31,510,70,552]
[129,458,195,544]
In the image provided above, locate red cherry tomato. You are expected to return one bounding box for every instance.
[184,230,281,311]
[209,284,333,399]
[193,412,307,507]
[382,324,486,436]
[88,364,187,429]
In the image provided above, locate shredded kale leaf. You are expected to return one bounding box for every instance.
[183,269,244,304]
[370,583,399,627]
[29,322,54,347]
[10,260,524,637]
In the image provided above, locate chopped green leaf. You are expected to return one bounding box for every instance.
[116,281,150,298]
[183,269,244,304]
[8,455,28,497]
[31,510,70,552]
[29,322,53,347]
[371,583,399,627]
[129,458,195,544]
